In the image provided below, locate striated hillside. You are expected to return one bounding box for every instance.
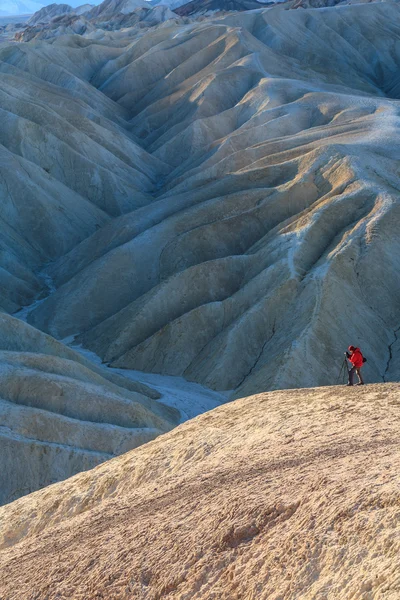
[0,383,399,598]
[174,0,267,16]
[1,3,399,394]
[27,3,74,25]
[0,313,180,505]
[2,0,400,505]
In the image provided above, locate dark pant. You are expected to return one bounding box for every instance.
[349,366,364,385]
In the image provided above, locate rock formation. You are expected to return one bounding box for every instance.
[85,0,149,19]
[0,19,27,39]
[150,0,194,11]
[16,12,95,39]
[2,0,400,505]
[27,3,74,25]
[75,3,94,13]
[175,0,266,15]
[2,2,397,395]
[0,313,179,505]
[0,383,399,598]
[16,3,181,40]
[89,3,181,29]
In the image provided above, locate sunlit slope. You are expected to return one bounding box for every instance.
[0,383,399,599]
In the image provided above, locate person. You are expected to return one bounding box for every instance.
[346,346,364,386]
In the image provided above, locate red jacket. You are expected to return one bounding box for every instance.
[349,348,363,368]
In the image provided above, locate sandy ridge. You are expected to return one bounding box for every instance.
[0,383,399,599]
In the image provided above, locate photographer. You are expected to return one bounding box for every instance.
[346,346,365,386]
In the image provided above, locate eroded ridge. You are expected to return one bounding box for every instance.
[2,3,400,396]
[0,314,179,505]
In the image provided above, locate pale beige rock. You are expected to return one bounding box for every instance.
[0,314,162,399]
[0,383,399,599]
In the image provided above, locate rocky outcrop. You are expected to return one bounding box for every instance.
[140,4,179,22]
[0,20,27,39]
[17,3,181,39]
[22,1,94,26]
[75,3,94,13]
[94,4,182,29]
[1,383,399,598]
[85,0,149,20]
[150,0,195,11]
[27,3,74,25]
[16,13,95,39]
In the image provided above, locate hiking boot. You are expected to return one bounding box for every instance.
[356,382,364,386]
[346,383,353,386]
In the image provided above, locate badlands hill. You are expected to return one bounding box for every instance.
[0,383,399,599]
[26,2,94,25]
[0,312,180,505]
[1,0,400,502]
[1,2,399,394]
[84,0,149,19]
[175,0,266,16]
[16,2,183,41]
[27,3,75,25]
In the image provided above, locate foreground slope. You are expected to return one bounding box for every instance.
[0,383,399,599]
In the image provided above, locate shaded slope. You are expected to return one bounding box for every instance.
[7,3,398,394]
[175,0,266,16]
[1,3,399,398]
[0,383,399,598]
[0,40,167,312]
[0,314,179,505]
[27,3,74,25]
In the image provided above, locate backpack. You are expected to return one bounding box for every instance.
[362,356,367,363]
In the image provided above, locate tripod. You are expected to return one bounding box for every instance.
[337,354,349,384]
